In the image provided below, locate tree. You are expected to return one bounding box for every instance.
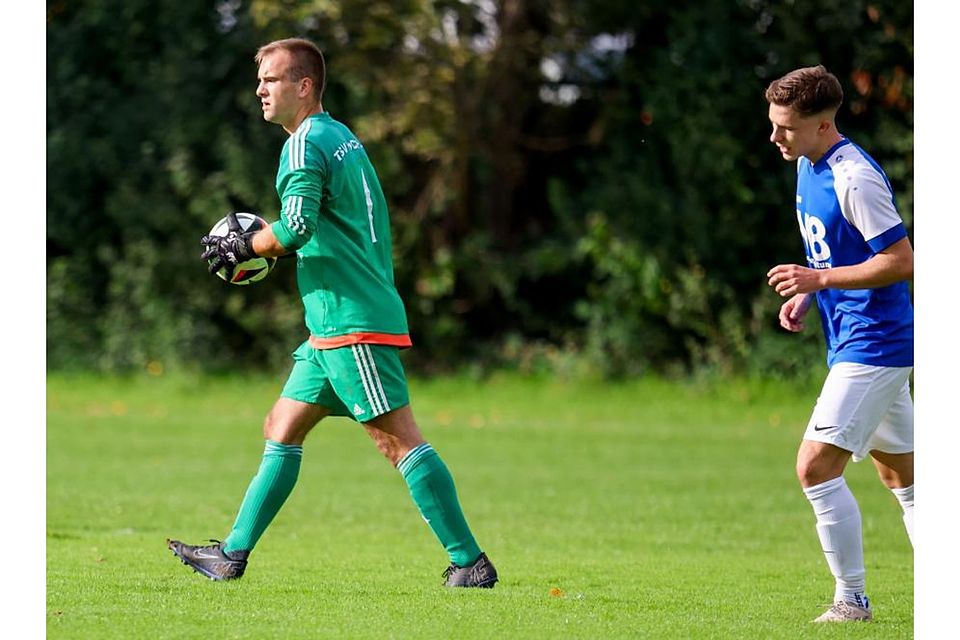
[47,0,912,377]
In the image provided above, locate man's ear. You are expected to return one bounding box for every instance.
[299,77,313,99]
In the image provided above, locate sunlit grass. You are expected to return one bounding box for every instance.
[47,373,912,639]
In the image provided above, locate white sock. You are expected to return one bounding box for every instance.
[803,476,867,606]
[890,484,914,547]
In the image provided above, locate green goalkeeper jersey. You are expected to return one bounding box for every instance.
[270,112,411,349]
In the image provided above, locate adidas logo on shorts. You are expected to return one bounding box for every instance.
[353,403,365,416]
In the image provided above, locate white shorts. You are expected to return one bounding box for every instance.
[804,362,914,462]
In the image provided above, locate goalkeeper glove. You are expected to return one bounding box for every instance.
[200,212,258,280]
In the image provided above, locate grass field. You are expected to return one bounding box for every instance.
[47,373,914,639]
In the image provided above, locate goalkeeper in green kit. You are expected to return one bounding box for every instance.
[167,38,497,588]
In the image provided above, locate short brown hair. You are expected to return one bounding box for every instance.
[255,38,326,101]
[765,65,843,116]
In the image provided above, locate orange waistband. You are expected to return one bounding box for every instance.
[308,332,413,350]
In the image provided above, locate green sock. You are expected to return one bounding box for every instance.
[398,443,482,567]
[223,440,302,554]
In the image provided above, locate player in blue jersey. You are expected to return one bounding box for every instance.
[764,65,914,623]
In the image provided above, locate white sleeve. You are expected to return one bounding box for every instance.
[832,160,902,243]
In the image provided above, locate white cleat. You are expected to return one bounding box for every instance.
[813,600,873,623]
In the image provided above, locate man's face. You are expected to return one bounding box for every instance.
[256,50,305,128]
[767,103,825,162]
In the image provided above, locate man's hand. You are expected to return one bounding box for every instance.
[766,263,825,297]
[201,212,258,280]
[778,293,812,333]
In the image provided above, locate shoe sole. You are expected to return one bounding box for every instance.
[814,618,872,623]
[813,616,872,623]
[446,577,498,588]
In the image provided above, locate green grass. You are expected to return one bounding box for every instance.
[47,373,913,639]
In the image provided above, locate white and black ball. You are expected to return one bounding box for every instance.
[206,212,277,285]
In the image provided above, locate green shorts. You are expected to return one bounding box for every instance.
[281,341,410,422]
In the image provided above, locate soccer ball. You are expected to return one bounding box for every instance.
[206,212,277,285]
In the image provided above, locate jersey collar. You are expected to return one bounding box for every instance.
[813,137,850,168]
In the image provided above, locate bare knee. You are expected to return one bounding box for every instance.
[262,409,286,442]
[796,457,833,488]
[261,398,329,445]
[796,441,849,488]
[366,423,420,466]
[871,450,913,489]
[363,406,426,467]
[263,411,309,444]
[874,466,902,489]
[367,430,403,465]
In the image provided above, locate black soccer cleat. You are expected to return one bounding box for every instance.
[442,552,498,588]
[166,538,249,581]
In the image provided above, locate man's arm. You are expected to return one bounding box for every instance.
[767,236,913,297]
[251,224,291,258]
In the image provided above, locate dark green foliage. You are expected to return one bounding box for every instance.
[47,0,304,372]
[46,0,912,376]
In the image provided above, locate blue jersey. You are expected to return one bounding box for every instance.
[795,138,913,368]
